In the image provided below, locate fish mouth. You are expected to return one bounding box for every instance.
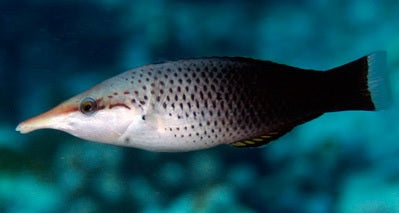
[16,114,54,134]
[16,104,79,134]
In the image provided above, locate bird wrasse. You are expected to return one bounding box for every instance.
[16,52,390,152]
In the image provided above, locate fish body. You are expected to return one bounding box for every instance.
[16,52,390,152]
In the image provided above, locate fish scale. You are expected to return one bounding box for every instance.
[115,58,324,149]
[16,53,390,152]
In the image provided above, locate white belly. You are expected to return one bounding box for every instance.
[116,113,223,152]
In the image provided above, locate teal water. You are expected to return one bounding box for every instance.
[2,0,399,212]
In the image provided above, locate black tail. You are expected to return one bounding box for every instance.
[325,52,390,112]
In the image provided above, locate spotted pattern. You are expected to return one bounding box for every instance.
[107,57,324,148]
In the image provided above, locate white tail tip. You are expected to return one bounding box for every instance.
[367,51,391,110]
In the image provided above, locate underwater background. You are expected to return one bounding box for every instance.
[2,0,399,212]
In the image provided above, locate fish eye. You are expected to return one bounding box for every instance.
[80,97,97,115]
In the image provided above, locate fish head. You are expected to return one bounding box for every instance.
[16,79,142,144]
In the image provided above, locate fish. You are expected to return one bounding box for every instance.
[16,52,390,152]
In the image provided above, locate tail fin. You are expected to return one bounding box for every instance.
[367,52,390,110]
[326,51,390,111]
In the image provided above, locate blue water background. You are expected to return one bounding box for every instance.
[2,0,399,212]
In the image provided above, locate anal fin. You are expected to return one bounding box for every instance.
[231,113,323,148]
[231,131,291,148]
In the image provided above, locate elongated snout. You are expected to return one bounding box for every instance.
[16,104,79,134]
